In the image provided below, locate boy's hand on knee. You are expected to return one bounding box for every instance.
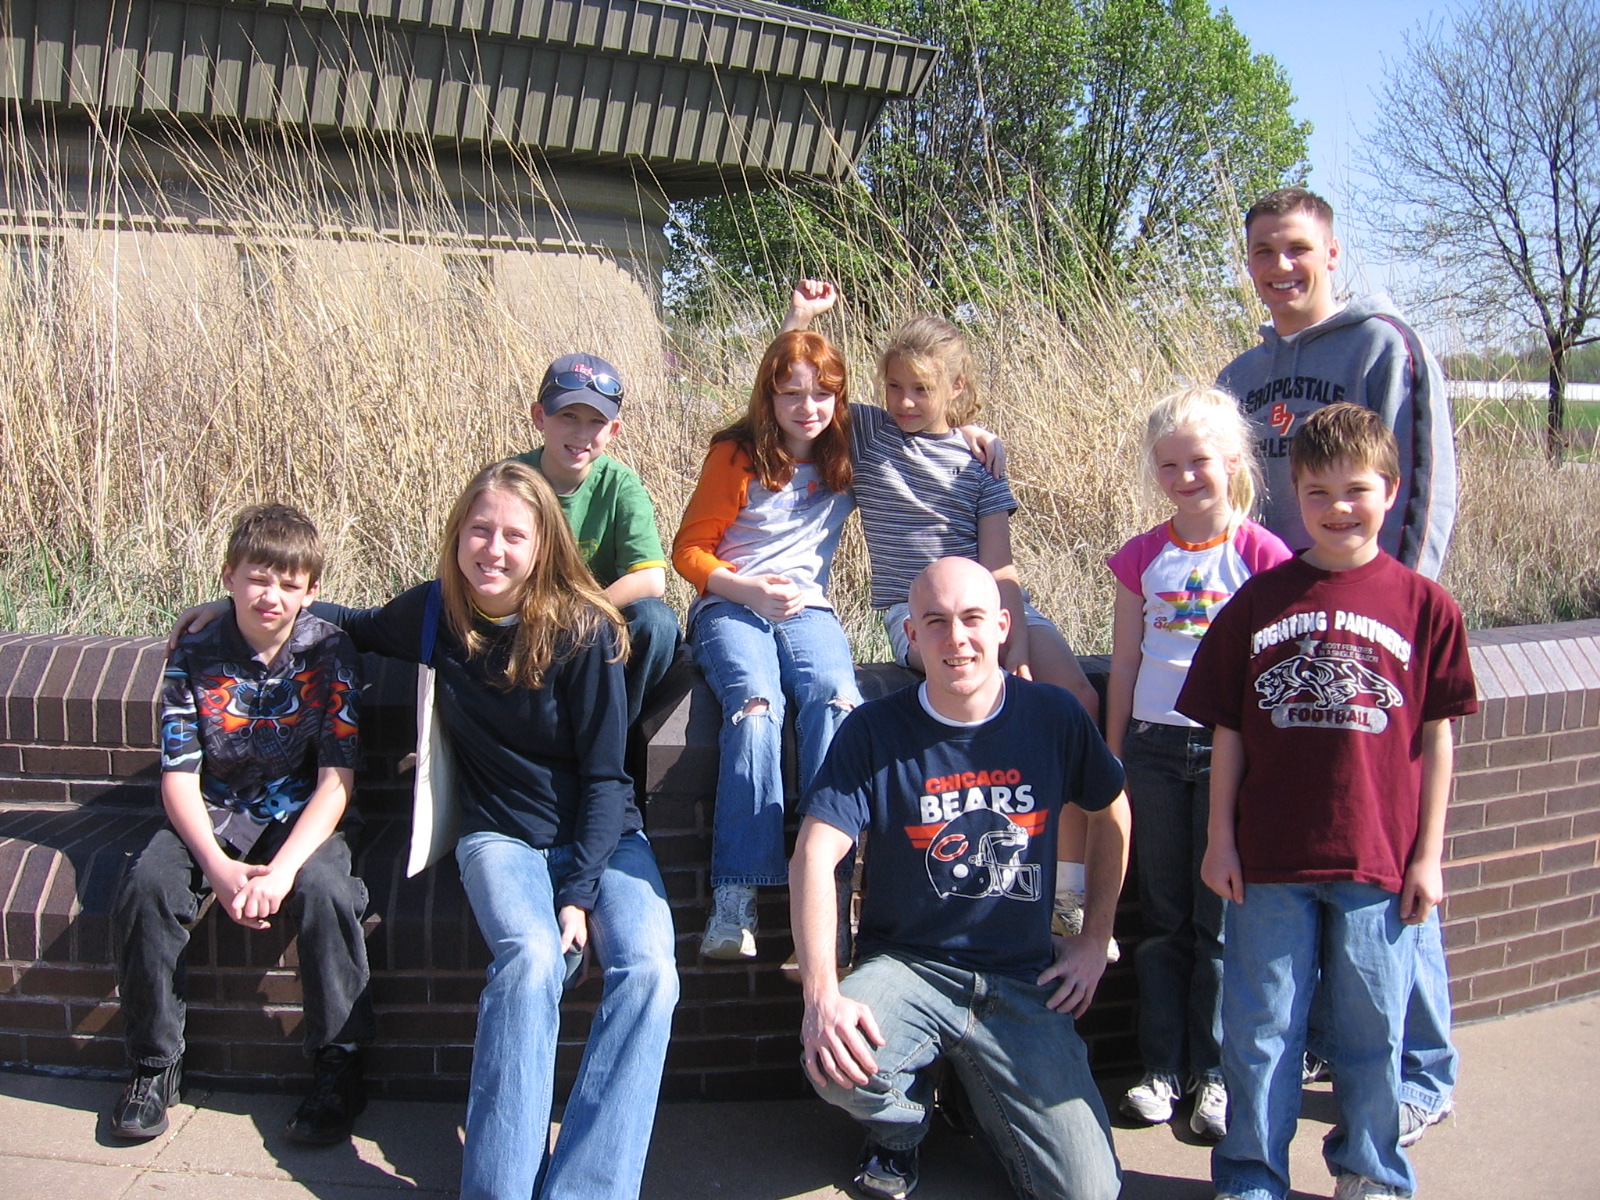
[1400,859,1443,925]
[1201,843,1244,904]
[230,866,296,926]
[801,992,884,1090]
[204,860,274,930]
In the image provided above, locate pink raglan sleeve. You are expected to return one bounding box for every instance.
[1235,520,1295,575]
[1106,525,1165,595]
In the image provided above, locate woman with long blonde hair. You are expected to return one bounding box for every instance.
[176,459,677,1199]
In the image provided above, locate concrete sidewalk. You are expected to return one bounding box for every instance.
[3,994,1596,1199]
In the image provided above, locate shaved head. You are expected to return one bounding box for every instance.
[906,557,1010,718]
[908,556,1001,620]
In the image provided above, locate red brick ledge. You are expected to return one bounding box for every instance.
[0,623,1596,1096]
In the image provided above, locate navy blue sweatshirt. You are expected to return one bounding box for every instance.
[316,584,637,910]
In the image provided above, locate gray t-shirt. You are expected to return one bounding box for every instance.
[850,403,1017,609]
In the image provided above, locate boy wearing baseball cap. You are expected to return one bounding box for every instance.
[513,353,679,725]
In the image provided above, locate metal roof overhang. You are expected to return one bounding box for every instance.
[1,0,939,198]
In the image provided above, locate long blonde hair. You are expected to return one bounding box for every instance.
[437,460,628,689]
[877,315,980,428]
[1143,387,1260,525]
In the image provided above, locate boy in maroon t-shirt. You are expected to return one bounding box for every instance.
[1177,404,1476,1200]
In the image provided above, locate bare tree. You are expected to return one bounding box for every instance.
[1360,0,1600,460]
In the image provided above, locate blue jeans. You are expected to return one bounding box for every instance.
[1123,720,1224,1082]
[1215,882,1417,1200]
[1401,910,1457,1111]
[455,830,679,1200]
[1308,907,1457,1114]
[620,597,681,729]
[812,954,1122,1200]
[689,601,862,886]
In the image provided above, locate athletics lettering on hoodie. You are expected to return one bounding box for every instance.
[1217,294,1457,580]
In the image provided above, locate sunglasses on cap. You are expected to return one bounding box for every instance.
[549,370,625,400]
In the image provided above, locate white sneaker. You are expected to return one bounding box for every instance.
[1051,889,1086,937]
[1051,890,1121,962]
[700,884,757,960]
[1333,1173,1407,1199]
[1120,1071,1182,1123]
[1398,1099,1451,1148]
[1189,1075,1228,1140]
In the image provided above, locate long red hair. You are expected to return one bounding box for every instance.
[712,330,852,494]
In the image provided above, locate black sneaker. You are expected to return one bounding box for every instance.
[109,1060,182,1139]
[854,1139,920,1199]
[285,1045,367,1146]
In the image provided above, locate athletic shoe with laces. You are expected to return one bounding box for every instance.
[109,1059,183,1139]
[1120,1070,1182,1123]
[700,884,758,959]
[286,1045,368,1145]
[1052,889,1087,937]
[1050,889,1122,962]
[854,1139,920,1199]
[1333,1172,1408,1199]
[1189,1074,1228,1140]
[1398,1099,1451,1148]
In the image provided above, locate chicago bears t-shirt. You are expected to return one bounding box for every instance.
[1176,552,1477,892]
[802,678,1124,979]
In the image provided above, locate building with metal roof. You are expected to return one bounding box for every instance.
[1,0,936,336]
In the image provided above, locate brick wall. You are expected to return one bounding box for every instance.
[1,621,1597,1099]
[1438,623,1600,1018]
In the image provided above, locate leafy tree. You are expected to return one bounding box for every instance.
[1360,0,1600,461]
[1066,0,1306,272]
[666,0,1307,315]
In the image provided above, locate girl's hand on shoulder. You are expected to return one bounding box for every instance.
[782,279,840,332]
[958,424,1006,478]
[167,599,231,651]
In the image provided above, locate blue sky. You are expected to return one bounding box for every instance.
[1218,0,1460,297]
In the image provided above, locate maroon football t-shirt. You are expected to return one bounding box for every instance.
[1177,552,1478,892]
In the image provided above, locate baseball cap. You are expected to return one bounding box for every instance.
[537,353,625,421]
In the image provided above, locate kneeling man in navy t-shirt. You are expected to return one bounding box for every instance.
[790,556,1131,1200]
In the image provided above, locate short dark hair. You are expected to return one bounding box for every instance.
[225,504,325,583]
[1290,403,1400,490]
[1245,187,1335,238]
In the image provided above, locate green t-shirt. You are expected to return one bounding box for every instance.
[512,449,666,587]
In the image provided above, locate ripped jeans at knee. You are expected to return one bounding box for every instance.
[689,601,862,886]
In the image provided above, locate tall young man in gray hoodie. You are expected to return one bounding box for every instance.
[1217,187,1459,1146]
[1219,187,1456,579]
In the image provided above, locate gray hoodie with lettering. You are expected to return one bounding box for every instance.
[1217,294,1456,580]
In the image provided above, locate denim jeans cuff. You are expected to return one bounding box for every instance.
[862,1127,927,1154]
[711,875,786,888]
[1398,1081,1450,1113]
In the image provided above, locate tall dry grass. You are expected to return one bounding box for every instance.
[2,122,1595,654]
